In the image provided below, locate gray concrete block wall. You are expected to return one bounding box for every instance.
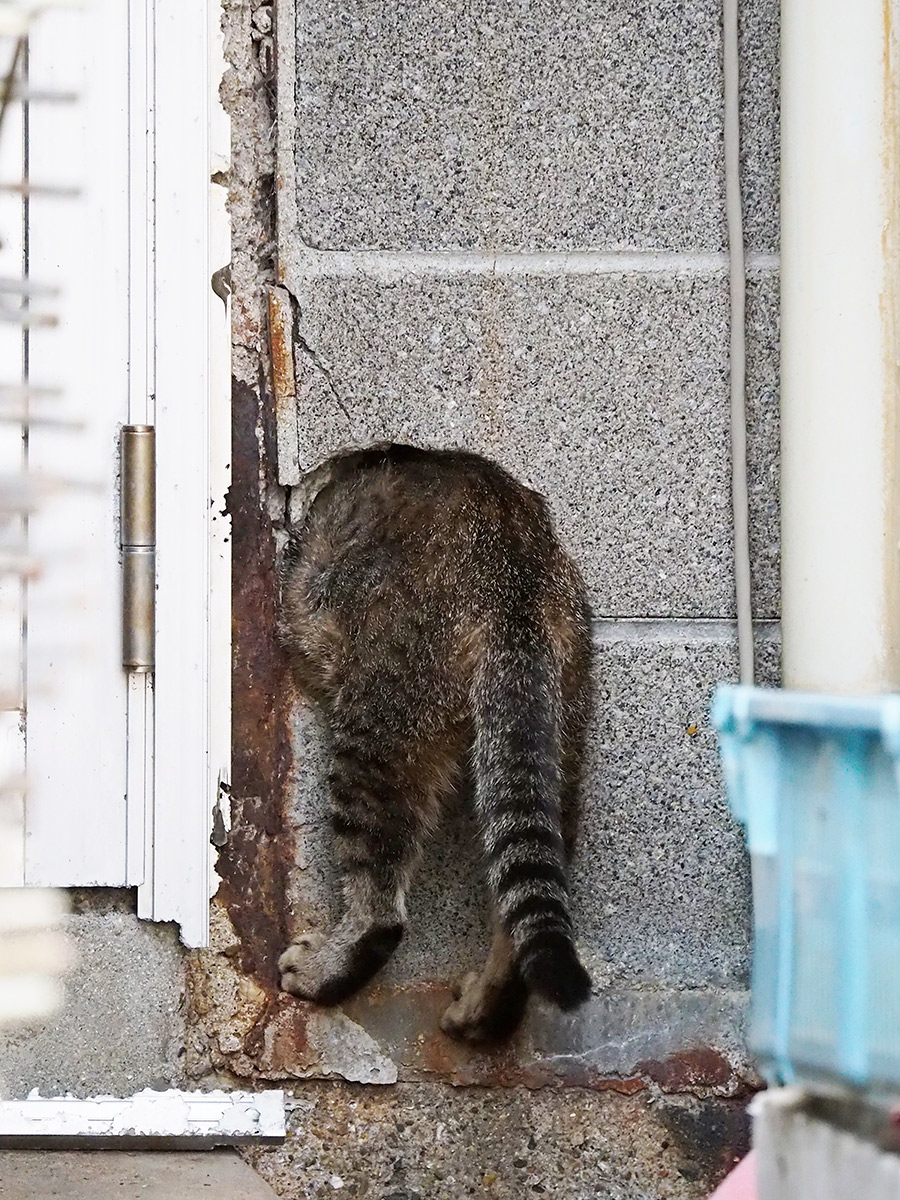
[281,264,779,617]
[277,0,780,1052]
[289,0,778,254]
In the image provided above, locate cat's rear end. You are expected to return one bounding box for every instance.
[279,443,592,1038]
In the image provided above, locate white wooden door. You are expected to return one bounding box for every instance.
[0,0,230,946]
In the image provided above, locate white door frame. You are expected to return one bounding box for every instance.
[132,0,232,947]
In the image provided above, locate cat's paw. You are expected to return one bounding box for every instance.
[278,932,327,999]
[440,971,529,1043]
[440,974,498,1043]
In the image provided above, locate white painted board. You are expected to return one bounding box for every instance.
[23,0,129,885]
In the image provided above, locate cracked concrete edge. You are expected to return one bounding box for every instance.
[184,903,396,1088]
[267,280,359,494]
[184,918,758,1096]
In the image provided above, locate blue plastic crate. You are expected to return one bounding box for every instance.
[712,685,900,1092]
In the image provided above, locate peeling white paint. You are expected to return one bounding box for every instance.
[0,1088,285,1142]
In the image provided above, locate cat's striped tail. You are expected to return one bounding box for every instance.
[472,618,592,1011]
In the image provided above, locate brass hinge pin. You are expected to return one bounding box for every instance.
[121,425,155,672]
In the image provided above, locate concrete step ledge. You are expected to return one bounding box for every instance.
[0,1149,280,1199]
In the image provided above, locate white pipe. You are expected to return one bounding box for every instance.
[724,0,754,686]
[781,0,900,694]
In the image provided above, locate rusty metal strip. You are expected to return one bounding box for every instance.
[267,286,301,487]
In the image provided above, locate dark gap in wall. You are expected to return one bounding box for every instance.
[67,887,138,915]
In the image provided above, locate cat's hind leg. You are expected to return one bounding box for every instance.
[279,718,439,1006]
[440,925,529,1043]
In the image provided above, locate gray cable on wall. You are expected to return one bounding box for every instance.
[724,0,754,686]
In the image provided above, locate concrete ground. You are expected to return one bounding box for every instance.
[0,1150,279,1199]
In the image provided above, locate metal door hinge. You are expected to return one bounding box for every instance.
[120,425,155,672]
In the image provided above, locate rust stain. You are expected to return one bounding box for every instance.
[267,287,296,409]
[215,374,294,989]
[636,1048,760,1098]
[417,1015,528,1088]
[337,982,730,1095]
[344,979,522,1085]
[267,285,302,483]
[409,1008,648,1092]
[247,993,318,1077]
[204,948,756,1098]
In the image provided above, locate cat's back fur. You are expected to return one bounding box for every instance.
[279,443,592,1030]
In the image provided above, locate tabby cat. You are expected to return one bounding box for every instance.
[278,443,592,1041]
